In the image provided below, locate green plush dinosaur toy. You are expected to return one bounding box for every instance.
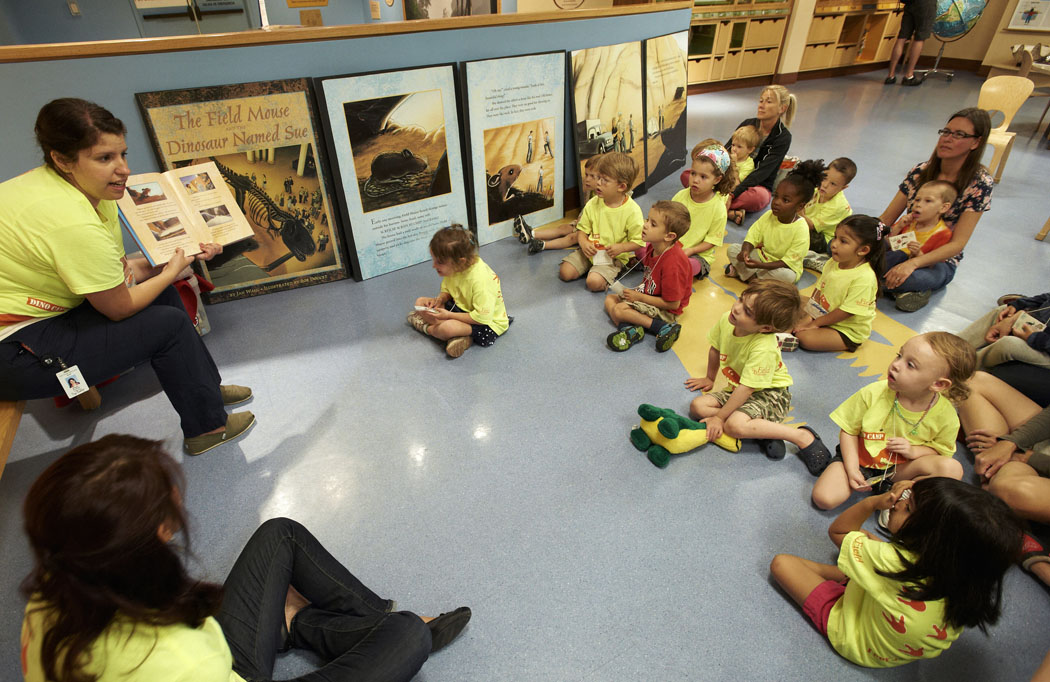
[630,403,741,468]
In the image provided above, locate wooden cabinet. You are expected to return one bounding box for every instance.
[687,0,792,84]
[800,4,902,73]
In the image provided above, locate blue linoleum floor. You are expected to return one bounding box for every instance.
[3,71,1050,681]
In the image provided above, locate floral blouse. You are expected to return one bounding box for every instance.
[898,162,993,266]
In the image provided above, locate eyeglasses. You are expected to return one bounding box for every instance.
[937,128,978,140]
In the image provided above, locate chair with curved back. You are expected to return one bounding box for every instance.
[977,75,1035,183]
[1017,47,1050,143]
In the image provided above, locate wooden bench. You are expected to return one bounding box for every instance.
[0,400,25,481]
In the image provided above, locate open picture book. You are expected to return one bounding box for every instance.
[116,161,254,266]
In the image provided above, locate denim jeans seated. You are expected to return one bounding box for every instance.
[883,249,957,294]
[216,518,431,682]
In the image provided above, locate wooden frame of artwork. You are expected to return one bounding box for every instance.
[461,50,566,245]
[136,78,349,303]
[314,64,471,279]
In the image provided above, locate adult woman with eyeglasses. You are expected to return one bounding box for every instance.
[20,435,471,682]
[878,107,993,312]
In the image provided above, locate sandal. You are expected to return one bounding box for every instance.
[1022,533,1050,574]
[796,425,831,476]
[724,263,738,279]
[758,438,786,461]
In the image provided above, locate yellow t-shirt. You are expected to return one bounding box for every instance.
[735,156,755,182]
[672,188,726,267]
[742,211,809,281]
[575,195,644,266]
[828,531,961,668]
[809,260,877,344]
[0,165,125,331]
[707,312,792,390]
[805,189,852,244]
[440,257,510,335]
[830,380,959,469]
[21,603,243,682]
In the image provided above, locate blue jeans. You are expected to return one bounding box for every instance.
[217,518,431,682]
[883,250,957,293]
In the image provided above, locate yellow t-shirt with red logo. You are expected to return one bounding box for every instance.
[575,195,645,266]
[829,381,959,469]
[805,189,852,244]
[0,165,124,333]
[440,257,509,334]
[742,211,809,281]
[809,260,877,344]
[706,312,792,390]
[672,188,726,267]
[828,531,961,668]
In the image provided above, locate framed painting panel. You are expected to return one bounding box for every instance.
[136,78,348,303]
[462,51,565,245]
[569,41,646,208]
[644,31,689,188]
[315,64,470,280]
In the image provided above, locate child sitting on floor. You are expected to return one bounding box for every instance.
[886,180,955,263]
[672,140,736,280]
[559,152,644,292]
[605,201,692,353]
[772,477,1022,668]
[957,292,1050,370]
[684,280,832,474]
[516,154,602,254]
[811,331,975,510]
[729,125,759,186]
[725,161,822,284]
[801,157,855,268]
[782,215,883,353]
[408,225,509,358]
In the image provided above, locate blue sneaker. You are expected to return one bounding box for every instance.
[607,325,645,352]
[655,323,681,352]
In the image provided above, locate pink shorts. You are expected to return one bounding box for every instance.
[802,580,846,636]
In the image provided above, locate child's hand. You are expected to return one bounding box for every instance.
[736,249,749,264]
[871,480,913,511]
[743,256,762,268]
[419,297,441,310]
[702,415,724,440]
[1012,323,1035,341]
[793,316,817,334]
[684,376,713,392]
[996,305,1018,323]
[580,239,598,259]
[885,437,914,459]
[846,466,872,492]
[620,288,640,303]
[605,243,631,258]
[906,241,921,257]
[420,307,450,324]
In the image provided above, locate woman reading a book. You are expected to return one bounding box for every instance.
[0,98,253,455]
[21,435,471,682]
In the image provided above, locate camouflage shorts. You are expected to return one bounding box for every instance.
[707,386,792,422]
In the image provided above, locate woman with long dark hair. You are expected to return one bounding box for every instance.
[878,107,993,311]
[0,98,253,455]
[20,435,470,681]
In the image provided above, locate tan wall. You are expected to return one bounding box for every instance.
[980,0,1050,70]
[516,0,614,12]
[917,0,1008,61]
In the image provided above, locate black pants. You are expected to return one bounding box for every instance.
[217,518,431,682]
[0,286,225,437]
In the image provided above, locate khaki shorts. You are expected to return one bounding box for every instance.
[627,300,678,324]
[562,249,623,284]
[707,385,792,422]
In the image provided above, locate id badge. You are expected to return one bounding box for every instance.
[805,297,828,319]
[57,365,89,399]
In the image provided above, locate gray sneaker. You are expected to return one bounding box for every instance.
[894,290,932,312]
[513,215,533,244]
[527,238,545,255]
[803,252,830,272]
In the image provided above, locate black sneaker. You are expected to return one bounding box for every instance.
[427,606,471,653]
[655,323,681,352]
[758,438,786,460]
[901,75,922,87]
[884,76,896,85]
[894,290,932,312]
[513,215,533,244]
[527,238,545,255]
